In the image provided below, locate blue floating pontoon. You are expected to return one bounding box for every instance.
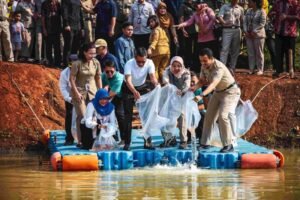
[48,130,282,171]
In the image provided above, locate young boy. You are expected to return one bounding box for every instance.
[114,22,135,73]
[189,71,206,142]
[10,11,25,61]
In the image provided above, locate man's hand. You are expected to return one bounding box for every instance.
[193,95,203,103]
[108,30,114,37]
[133,90,141,100]
[98,124,107,129]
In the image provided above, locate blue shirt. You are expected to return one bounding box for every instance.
[114,35,135,73]
[93,0,117,35]
[96,52,120,72]
[101,72,124,97]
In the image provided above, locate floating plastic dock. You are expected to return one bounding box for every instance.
[45,130,284,171]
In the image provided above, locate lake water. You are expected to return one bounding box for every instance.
[0,149,299,199]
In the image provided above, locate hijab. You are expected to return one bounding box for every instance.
[156,2,174,29]
[92,89,114,116]
[169,56,186,78]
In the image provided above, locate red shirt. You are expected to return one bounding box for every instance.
[270,0,299,37]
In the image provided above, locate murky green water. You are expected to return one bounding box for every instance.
[0,149,299,200]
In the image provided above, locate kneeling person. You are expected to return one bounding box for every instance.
[85,89,118,151]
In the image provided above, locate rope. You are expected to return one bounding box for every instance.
[251,75,289,103]
[6,69,46,131]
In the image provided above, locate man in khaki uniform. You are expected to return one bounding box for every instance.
[0,0,14,61]
[81,0,94,42]
[194,48,240,153]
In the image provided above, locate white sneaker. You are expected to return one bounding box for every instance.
[256,70,263,75]
[248,69,255,75]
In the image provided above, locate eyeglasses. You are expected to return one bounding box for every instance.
[105,70,114,74]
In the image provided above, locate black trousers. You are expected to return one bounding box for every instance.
[65,101,74,143]
[111,95,125,141]
[62,29,81,66]
[181,32,198,71]
[275,34,296,73]
[133,34,150,50]
[122,82,154,145]
[265,31,276,70]
[45,33,61,67]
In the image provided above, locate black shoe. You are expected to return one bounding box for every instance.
[179,142,187,149]
[198,144,211,150]
[168,136,177,147]
[220,144,234,153]
[64,141,74,146]
[144,137,155,150]
[144,144,155,150]
[76,143,83,148]
[159,141,169,148]
[160,136,177,148]
[272,72,279,78]
[123,144,130,151]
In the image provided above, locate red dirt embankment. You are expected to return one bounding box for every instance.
[0,62,299,150]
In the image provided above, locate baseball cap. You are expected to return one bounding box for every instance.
[95,39,107,48]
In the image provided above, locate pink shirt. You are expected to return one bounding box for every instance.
[183,8,216,43]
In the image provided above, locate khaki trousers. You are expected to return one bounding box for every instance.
[162,113,187,143]
[73,95,91,143]
[246,37,265,72]
[151,54,170,83]
[178,114,187,142]
[84,20,93,43]
[220,28,241,69]
[0,20,14,61]
[201,86,241,146]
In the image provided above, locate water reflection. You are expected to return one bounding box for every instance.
[0,149,299,199]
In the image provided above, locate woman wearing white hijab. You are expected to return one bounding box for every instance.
[161,56,191,149]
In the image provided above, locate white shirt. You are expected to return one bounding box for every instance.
[85,102,117,129]
[124,58,155,87]
[59,67,72,103]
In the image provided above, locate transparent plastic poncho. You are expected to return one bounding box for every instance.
[136,85,201,139]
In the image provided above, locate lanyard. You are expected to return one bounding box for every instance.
[138,3,145,17]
